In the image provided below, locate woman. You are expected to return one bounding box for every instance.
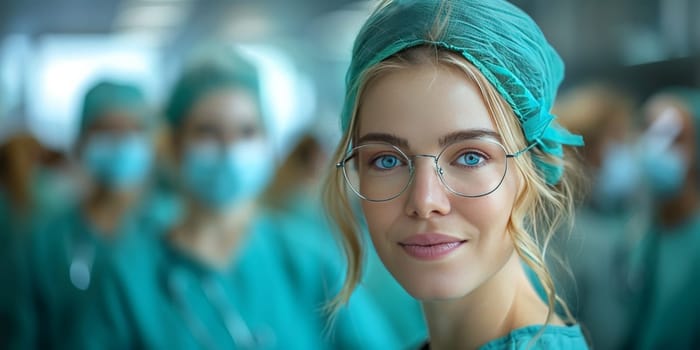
[27,80,161,347]
[552,83,640,350]
[324,0,588,348]
[82,51,399,349]
[623,88,700,350]
[0,133,49,349]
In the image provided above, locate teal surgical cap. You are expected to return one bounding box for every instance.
[342,0,584,184]
[80,80,148,134]
[165,51,261,127]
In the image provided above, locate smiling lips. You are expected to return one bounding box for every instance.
[398,233,467,260]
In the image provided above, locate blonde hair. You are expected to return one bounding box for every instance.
[323,46,580,327]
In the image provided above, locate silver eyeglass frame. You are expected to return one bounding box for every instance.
[336,138,536,202]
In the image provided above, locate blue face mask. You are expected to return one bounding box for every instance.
[594,143,640,208]
[181,139,274,209]
[82,133,153,190]
[642,146,687,198]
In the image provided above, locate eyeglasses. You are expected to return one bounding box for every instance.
[336,137,532,202]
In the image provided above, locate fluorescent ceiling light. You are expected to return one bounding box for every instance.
[115,3,189,29]
[113,29,171,47]
[219,15,273,41]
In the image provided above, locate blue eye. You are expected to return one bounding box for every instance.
[373,155,402,170]
[457,152,485,167]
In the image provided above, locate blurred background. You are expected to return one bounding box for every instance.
[0,0,697,151]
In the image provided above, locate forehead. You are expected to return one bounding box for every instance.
[357,63,495,149]
[185,88,261,128]
[85,111,146,132]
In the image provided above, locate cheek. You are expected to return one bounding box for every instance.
[361,201,404,253]
[458,175,518,246]
[361,201,400,235]
[457,196,512,247]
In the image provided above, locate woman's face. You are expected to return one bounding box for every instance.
[641,98,698,196]
[176,87,272,210]
[78,111,154,192]
[356,63,520,301]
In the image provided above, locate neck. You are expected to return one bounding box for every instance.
[83,186,139,236]
[169,199,256,269]
[658,179,700,228]
[422,252,559,350]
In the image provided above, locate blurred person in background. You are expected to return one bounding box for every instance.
[262,132,428,348]
[26,80,164,348]
[0,134,44,225]
[623,87,700,350]
[0,133,55,349]
[81,49,399,349]
[553,82,643,350]
[262,133,327,214]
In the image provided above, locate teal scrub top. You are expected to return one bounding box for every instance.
[417,324,588,350]
[78,209,401,349]
[626,212,700,350]
[1,186,88,350]
[84,218,314,349]
[479,324,588,350]
[550,204,639,350]
[0,191,35,349]
[26,193,169,349]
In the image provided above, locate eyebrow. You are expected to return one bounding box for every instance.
[356,133,410,149]
[438,129,502,147]
[356,129,502,149]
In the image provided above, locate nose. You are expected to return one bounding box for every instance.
[404,157,451,218]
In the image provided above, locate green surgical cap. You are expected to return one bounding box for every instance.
[165,51,261,127]
[342,0,584,184]
[80,80,148,134]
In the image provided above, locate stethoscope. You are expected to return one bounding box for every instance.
[64,199,151,292]
[166,264,276,349]
[64,210,129,291]
[63,200,127,291]
[65,228,97,291]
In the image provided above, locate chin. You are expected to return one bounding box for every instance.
[393,267,477,302]
[408,286,468,302]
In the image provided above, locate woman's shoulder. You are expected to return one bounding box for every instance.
[479,324,589,350]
